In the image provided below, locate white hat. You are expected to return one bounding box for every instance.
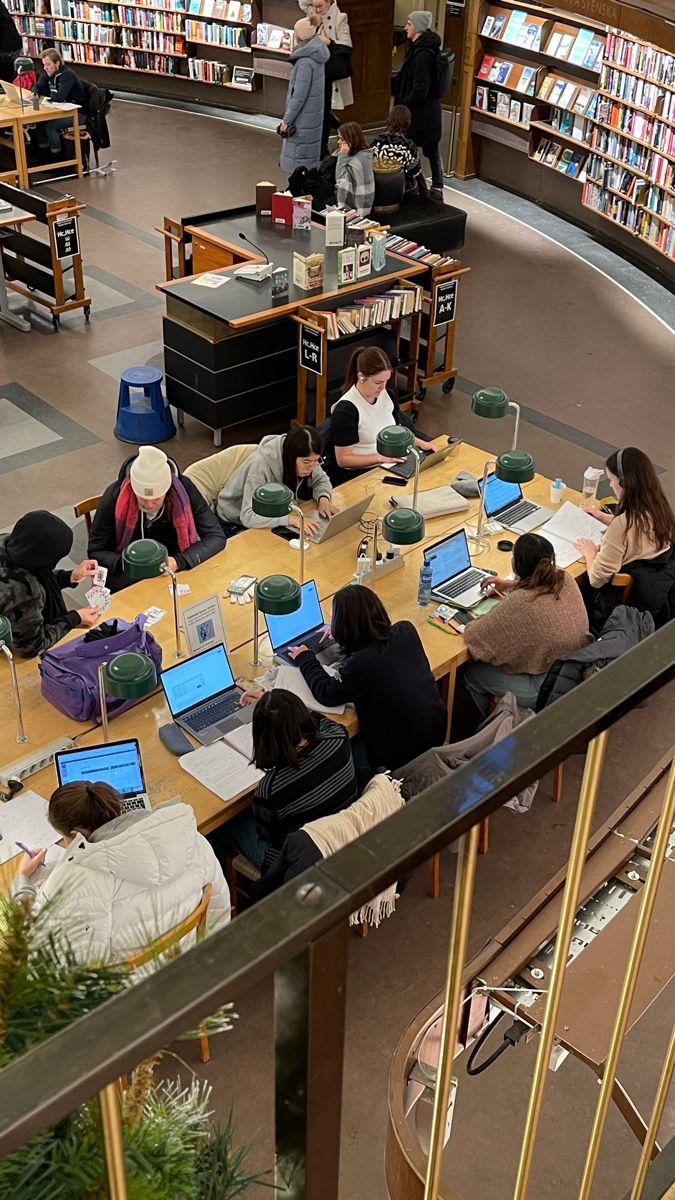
[129,446,172,499]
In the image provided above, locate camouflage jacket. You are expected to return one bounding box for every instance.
[0,535,80,659]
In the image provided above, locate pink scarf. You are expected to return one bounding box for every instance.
[114,476,198,553]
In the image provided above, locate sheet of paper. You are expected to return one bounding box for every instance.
[179,741,263,801]
[274,662,346,716]
[222,721,254,761]
[539,500,604,547]
[0,790,61,865]
[539,530,582,569]
[193,273,230,288]
[33,843,66,886]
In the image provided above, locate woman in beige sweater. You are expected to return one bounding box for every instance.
[462,534,590,718]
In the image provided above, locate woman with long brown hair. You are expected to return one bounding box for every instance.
[461,533,590,718]
[335,120,375,215]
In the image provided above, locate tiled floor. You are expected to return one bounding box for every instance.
[1,99,674,1200]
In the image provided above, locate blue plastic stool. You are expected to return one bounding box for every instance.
[114,366,176,444]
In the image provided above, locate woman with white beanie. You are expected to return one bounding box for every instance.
[88,445,226,592]
[392,10,444,198]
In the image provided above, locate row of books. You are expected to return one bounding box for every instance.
[480,9,603,68]
[641,186,675,224]
[185,18,247,44]
[186,0,251,17]
[532,138,588,177]
[384,233,458,269]
[474,86,535,124]
[591,126,675,187]
[585,156,645,198]
[596,97,675,157]
[315,285,423,339]
[53,19,125,39]
[538,76,597,114]
[549,107,592,143]
[481,11,544,50]
[476,57,537,94]
[636,211,674,256]
[56,38,115,60]
[582,181,675,256]
[254,22,292,50]
[53,1,122,17]
[605,30,675,88]
[600,68,675,121]
[119,7,184,29]
[546,28,604,71]
[187,57,253,84]
[5,0,47,10]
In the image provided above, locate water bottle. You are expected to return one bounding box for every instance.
[581,467,603,507]
[417,556,432,606]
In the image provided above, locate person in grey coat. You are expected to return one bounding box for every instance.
[216,426,336,534]
[280,15,330,174]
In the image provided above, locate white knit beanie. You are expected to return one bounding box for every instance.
[129,446,172,499]
[294,14,320,42]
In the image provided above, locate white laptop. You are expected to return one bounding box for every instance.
[428,528,493,609]
[307,493,373,544]
[478,471,553,533]
[54,738,151,813]
[1,81,32,104]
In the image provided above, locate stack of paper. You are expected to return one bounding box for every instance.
[179,741,263,801]
[538,501,605,568]
[274,662,345,716]
[0,790,61,865]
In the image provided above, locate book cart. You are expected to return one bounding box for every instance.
[0,182,90,327]
[414,260,471,401]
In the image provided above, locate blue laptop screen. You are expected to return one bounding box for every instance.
[480,472,522,517]
[265,579,323,650]
[161,643,234,718]
[56,740,144,797]
[427,530,471,588]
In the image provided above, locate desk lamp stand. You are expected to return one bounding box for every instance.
[466,459,495,556]
[1,643,28,744]
[288,502,306,586]
[161,564,184,659]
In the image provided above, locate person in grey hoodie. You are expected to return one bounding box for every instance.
[335,122,375,217]
[217,426,337,536]
[280,15,330,174]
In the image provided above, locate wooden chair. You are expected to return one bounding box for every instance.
[124,883,213,1063]
[183,445,257,512]
[73,495,102,534]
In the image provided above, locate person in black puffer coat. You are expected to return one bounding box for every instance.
[393,10,443,196]
[535,606,654,711]
[0,0,22,83]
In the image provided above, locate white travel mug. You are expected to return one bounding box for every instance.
[550,478,565,505]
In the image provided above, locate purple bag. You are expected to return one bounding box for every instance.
[39,615,163,723]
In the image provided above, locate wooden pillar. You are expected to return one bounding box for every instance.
[340,0,395,126]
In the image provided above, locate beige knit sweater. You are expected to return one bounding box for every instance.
[463,574,590,675]
[588,512,668,588]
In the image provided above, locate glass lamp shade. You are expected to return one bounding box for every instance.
[495,449,535,484]
[254,574,302,616]
[471,387,509,420]
[376,425,414,459]
[382,507,425,545]
[0,615,12,647]
[252,483,294,519]
[102,652,157,699]
[122,539,168,580]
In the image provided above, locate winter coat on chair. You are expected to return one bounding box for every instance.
[535,606,655,711]
[298,0,353,109]
[392,28,442,146]
[280,34,330,174]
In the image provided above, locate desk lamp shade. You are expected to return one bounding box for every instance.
[382,508,425,545]
[0,615,12,647]
[121,538,167,579]
[102,651,157,700]
[471,387,509,420]
[14,57,34,72]
[376,425,414,459]
[495,449,534,484]
[252,483,295,519]
[254,574,301,615]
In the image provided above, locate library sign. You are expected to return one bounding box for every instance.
[433,278,458,327]
[299,322,323,377]
[54,215,80,261]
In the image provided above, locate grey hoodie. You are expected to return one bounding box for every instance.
[216,434,332,529]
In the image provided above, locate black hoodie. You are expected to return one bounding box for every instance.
[392,29,442,145]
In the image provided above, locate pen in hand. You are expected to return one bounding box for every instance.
[15,841,38,858]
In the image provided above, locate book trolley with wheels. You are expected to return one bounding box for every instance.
[412,261,471,402]
[0,181,90,328]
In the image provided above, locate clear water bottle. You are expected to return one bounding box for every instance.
[418,556,432,606]
[581,467,603,507]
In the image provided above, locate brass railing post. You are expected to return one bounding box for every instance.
[578,756,675,1200]
[423,822,480,1200]
[99,1083,127,1200]
[629,1024,675,1200]
[513,731,608,1200]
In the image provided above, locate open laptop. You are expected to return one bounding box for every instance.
[0,81,32,104]
[428,528,493,609]
[380,438,462,481]
[264,578,340,665]
[54,739,151,813]
[478,471,553,533]
[307,493,373,544]
[159,643,253,746]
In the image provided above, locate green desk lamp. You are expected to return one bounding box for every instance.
[252,574,301,667]
[468,450,535,555]
[368,507,425,579]
[471,387,521,451]
[122,538,183,659]
[98,652,157,742]
[0,615,28,744]
[377,425,419,507]
[252,483,307,584]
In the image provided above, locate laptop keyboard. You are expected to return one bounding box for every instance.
[504,500,537,523]
[387,450,432,480]
[436,569,484,599]
[184,692,240,731]
[281,629,329,656]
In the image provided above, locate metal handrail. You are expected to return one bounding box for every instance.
[0,620,673,1155]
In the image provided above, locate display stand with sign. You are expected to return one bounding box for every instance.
[0,181,91,329]
[415,261,472,399]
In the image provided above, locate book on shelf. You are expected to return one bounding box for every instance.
[475,84,488,109]
[509,97,522,122]
[548,78,566,105]
[231,64,253,85]
[255,20,268,44]
[496,91,510,117]
[568,28,594,66]
[556,33,574,60]
[267,27,282,47]
[226,0,240,17]
[476,55,495,80]
[515,65,536,94]
[572,85,594,114]
[544,142,563,166]
[368,230,386,271]
[487,89,498,113]
[566,149,587,177]
[483,12,506,38]
[538,75,554,100]
[546,30,562,56]
[522,101,535,123]
[494,61,512,84]
[516,21,541,50]
[582,37,604,70]
[553,108,574,135]
[502,9,526,43]
[559,81,578,108]
[556,147,574,172]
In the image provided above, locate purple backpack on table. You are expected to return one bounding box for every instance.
[39,615,162,722]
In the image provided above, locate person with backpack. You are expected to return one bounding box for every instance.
[370,105,425,195]
[393,10,444,199]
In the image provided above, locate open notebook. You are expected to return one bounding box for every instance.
[538,501,605,569]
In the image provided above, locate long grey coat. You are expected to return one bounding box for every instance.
[280,34,330,174]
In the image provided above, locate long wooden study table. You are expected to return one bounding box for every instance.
[0,441,583,858]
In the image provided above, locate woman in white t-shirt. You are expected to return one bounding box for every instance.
[330,346,434,480]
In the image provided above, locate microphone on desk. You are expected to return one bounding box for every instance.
[233,231,274,282]
[238,231,270,264]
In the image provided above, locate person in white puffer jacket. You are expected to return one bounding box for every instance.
[12,781,231,964]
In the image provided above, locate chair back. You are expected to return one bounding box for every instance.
[74,495,102,534]
[184,444,257,510]
[123,883,212,971]
[611,573,633,605]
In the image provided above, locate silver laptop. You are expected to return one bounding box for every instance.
[381,439,462,481]
[264,577,340,666]
[1,81,23,103]
[160,643,253,746]
[428,528,493,609]
[307,492,373,544]
[55,738,151,813]
[479,471,553,533]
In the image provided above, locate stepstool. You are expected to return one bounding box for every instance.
[114,366,176,444]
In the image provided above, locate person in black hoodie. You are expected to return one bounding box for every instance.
[32,48,87,153]
[0,0,22,84]
[392,10,444,198]
[88,446,226,592]
[288,584,447,778]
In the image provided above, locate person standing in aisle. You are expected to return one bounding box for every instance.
[298,0,353,157]
[393,10,444,199]
[280,15,330,176]
[0,0,22,84]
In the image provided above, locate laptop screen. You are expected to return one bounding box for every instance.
[55,739,145,799]
[265,579,323,650]
[160,643,234,718]
[426,530,471,588]
[480,472,522,518]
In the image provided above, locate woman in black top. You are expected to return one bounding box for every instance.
[288,585,447,774]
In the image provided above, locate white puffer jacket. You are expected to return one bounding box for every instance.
[22,802,231,964]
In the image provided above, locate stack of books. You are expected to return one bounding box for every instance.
[385,234,458,269]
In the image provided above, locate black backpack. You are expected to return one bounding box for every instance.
[432,47,455,99]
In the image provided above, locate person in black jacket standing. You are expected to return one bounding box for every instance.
[393,10,444,198]
[0,0,22,83]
